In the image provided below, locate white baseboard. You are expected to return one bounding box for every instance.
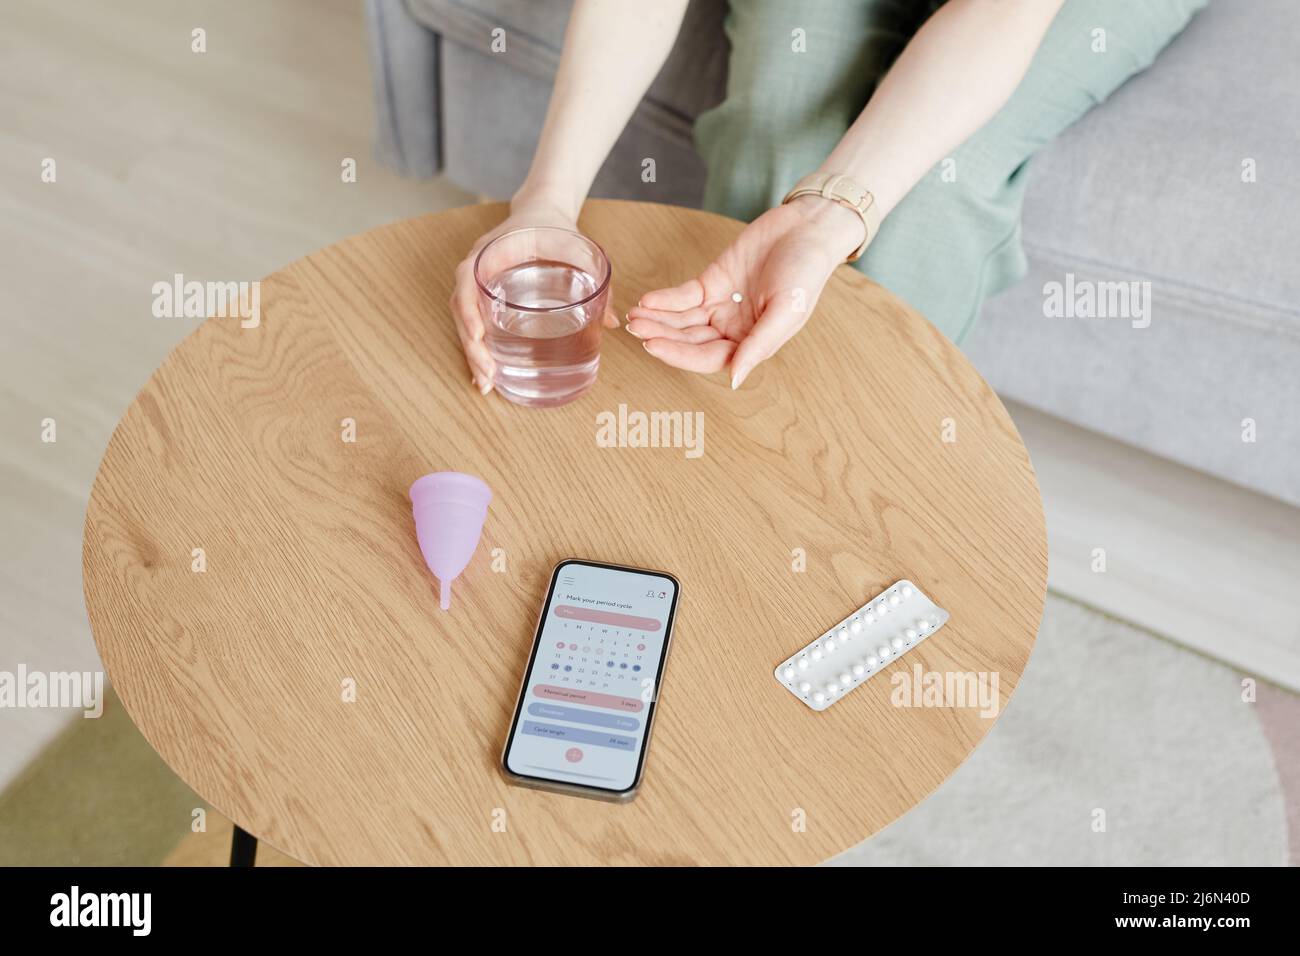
[1004,400,1300,693]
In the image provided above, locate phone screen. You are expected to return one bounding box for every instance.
[503,559,679,796]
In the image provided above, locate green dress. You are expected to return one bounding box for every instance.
[695,0,1209,343]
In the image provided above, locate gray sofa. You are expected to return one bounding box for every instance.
[366,0,1300,507]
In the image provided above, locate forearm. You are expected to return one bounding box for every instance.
[820,0,1064,223]
[515,0,690,218]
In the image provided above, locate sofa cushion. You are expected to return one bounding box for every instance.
[965,0,1300,505]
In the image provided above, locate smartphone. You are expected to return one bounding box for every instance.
[501,558,681,801]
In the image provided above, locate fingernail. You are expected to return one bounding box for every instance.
[625,323,642,338]
[731,366,749,390]
[478,377,493,395]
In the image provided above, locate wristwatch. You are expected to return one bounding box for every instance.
[781,172,882,262]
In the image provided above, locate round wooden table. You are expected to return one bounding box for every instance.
[83,200,1046,866]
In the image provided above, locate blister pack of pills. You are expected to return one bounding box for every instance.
[774,580,950,712]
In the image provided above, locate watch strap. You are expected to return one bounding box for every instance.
[781,172,882,262]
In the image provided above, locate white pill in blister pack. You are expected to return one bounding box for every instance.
[773,579,950,712]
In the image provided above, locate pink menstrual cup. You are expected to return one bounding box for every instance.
[409,472,492,611]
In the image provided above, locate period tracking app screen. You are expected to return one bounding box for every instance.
[504,560,679,793]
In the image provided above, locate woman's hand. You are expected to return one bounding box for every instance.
[627,196,866,389]
[451,193,619,395]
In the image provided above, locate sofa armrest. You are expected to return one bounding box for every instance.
[365,0,442,178]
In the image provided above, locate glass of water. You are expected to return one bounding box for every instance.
[474,226,611,407]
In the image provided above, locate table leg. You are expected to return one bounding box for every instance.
[229,824,258,867]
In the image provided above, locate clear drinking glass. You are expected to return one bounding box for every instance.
[474,226,611,407]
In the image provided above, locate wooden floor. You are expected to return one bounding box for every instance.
[1008,401,1300,693]
[0,0,471,788]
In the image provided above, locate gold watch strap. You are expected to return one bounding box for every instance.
[781,172,882,262]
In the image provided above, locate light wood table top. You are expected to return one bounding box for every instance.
[83,200,1046,866]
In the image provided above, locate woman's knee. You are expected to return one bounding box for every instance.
[856,161,1028,343]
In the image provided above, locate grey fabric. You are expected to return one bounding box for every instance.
[965,0,1300,506]
[414,0,727,205]
[440,40,710,206]
[366,0,442,177]
[409,0,729,125]
[365,0,1299,505]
